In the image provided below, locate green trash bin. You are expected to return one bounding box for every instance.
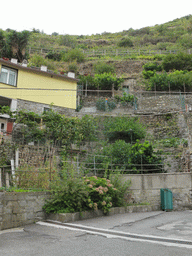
[160,188,173,211]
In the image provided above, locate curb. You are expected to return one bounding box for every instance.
[46,204,160,223]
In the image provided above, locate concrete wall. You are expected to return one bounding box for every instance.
[0,192,51,230]
[122,173,192,210]
[1,173,192,230]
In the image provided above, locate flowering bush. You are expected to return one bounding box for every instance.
[84,176,119,213]
[43,170,131,214]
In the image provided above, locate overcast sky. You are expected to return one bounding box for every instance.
[0,0,191,35]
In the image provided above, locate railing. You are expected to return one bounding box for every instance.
[27,47,192,57]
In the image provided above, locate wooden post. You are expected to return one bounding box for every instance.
[85,81,88,97]
[0,168,2,187]
[112,84,114,97]
[5,171,10,188]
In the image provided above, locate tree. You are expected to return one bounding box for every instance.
[0,30,6,57]
[6,30,31,62]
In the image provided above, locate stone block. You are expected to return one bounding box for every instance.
[71,212,80,221]
[58,213,72,223]
[119,207,125,214]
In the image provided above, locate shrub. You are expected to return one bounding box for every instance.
[103,116,146,143]
[147,72,169,90]
[115,93,136,106]
[58,34,77,48]
[96,98,116,112]
[94,72,124,90]
[68,61,78,73]
[130,140,163,173]
[43,167,131,214]
[93,62,115,74]
[63,48,85,63]
[118,37,134,47]
[142,70,156,79]
[46,51,62,61]
[162,52,192,71]
[28,54,56,70]
[143,62,162,72]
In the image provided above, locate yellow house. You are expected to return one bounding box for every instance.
[0,58,78,113]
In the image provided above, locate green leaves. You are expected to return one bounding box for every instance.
[162,52,192,72]
[14,110,97,148]
[104,116,146,143]
[94,72,124,90]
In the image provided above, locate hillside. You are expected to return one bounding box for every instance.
[0,15,192,79]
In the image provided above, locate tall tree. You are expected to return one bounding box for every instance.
[6,30,31,62]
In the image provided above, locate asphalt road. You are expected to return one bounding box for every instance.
[1,210,192,256]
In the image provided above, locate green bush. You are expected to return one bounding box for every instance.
[93,62,115,74]
[43,168,131,214]
[130,140,163,173]
[94,72,124,90]
[57,34,77,48]
[46,51,62,61]
[118,37,134,47]
[96,98,116,112]
[63,48,85,63]
[147,70,192,91]
[28,54,56,70]
[68,61,78,73]
[87,139,163,174]
[143,62,162,71]
[162,52,192,71]
[103,116,146,143]
[142,70,156,79]
[114,93,136,106]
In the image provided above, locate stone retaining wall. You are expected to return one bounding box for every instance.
[17,99,75,116]
[0,192,51,230]
[1,173,192,230]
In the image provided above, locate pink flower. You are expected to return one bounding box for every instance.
[103,187,108,192]
[98,186,103,190]
[107,183,113,187]
[92,176,98,179]
[99,190,103,194]
[88,184,93,188]
[113,188,117,191]
[102,201,106,206]
[95,187,99,192]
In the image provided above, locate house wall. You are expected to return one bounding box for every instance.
[0,64,77,109]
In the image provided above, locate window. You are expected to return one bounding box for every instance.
[0,123,5,132]
[0,66,17,86]
[43,107,50,113]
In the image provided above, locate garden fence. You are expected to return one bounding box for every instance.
[27,47,192,57]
